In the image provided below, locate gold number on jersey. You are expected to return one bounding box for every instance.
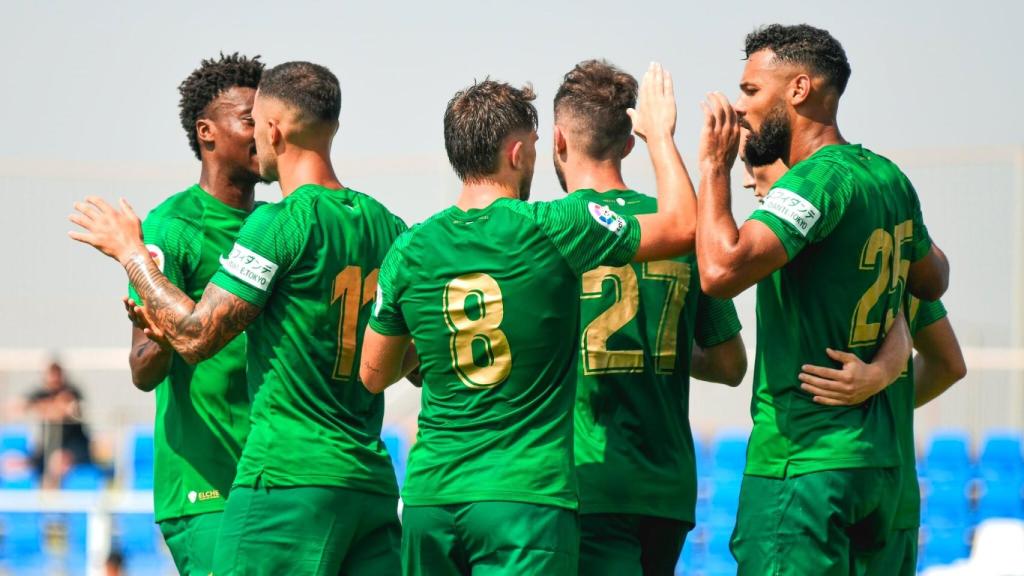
[580,261,691,375]
[332,266,379,380]
[849,220,913,347]
[443,273,512,389]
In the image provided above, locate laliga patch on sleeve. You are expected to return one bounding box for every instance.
[145,244,165,273]
[588,201,627,235]
[757,188,821,237]
[219,244,279,291]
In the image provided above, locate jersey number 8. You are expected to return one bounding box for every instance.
[443,273,512,389]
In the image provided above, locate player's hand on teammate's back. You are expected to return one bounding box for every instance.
[68,197,145,265]
[798,348,891,407]
[123,296,171,351]
[698,92,740,170]
[626,62,676,142]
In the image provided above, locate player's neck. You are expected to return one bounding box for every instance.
[565,159,628,195]
[457,179,519,211]
[198,162,256,212]
[276,149,344,197]
[787,122,846,167]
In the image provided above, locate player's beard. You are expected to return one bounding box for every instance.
[743,104,791,167]
[553,149,568,193]
[518,168,533,201]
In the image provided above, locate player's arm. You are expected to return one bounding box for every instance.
[360,329,419,394]
[69,197,261,365]
[798,314,912,406]
[913,316,966,407]
[691,334,746,386]
[627,63,697,262]
[695,93,788,299]
[907,244,950,301]
[127,324,171,392]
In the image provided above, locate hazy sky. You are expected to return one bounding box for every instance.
[0,0,1020,351]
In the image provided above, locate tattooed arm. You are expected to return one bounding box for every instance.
[128,325,171,392]
[70,197,261,365]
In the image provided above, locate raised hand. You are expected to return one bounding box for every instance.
[698,92,740,169]
[68,197,145,265]
[124,296,171,350]
[627,62,676,142]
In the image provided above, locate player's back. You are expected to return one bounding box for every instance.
[572,189,740,524]
[376,194,639,509]
[746,144,932,477]
[213,184,406,494]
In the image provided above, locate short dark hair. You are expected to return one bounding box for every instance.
[178,53,264,160]
[444,80,538,181]
[745,24,851,95]
[554,59,637,160]
[258,61,342,124]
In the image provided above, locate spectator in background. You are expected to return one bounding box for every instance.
[24,361,93,488]
[104,550,125,576]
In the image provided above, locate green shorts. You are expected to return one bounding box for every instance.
[402,501,578,576]
[211,484,400,576]
[578,513,692,576]
[730,467,899,576]
[865,527,917,576]
[160,511,223,576]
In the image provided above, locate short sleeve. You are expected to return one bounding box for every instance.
[907,185,933,262]
[210,203,304,307]
[694,291,742,348]
[368,239,411,336]
[747,156,853,260]
[128,215,198,303]
[909,297,948,335]
[533,196,641,275]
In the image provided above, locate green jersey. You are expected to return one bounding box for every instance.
[891,297,948,529]
[370,194,641,509]
[210,185,406,494]
[128,185,251,523]
[745,144,932,478]
[571,189,741,523]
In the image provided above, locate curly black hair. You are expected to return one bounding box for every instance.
[178,53,264,160]
[554,59,637,160]
[258,61,341,124]
[745,24,851,95]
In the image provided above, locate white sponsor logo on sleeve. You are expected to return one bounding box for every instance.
[588,201,627,236]
[145,244,165,273]
[756,188,821,237]
[374,284,384,317]
[219,244,279,291]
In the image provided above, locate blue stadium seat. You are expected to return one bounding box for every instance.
[130,428,155,490]
[925,429,973,481]
[920,525,970,568]
[710,431,748,483]
[976,480,1024,521]
[979,431,1023,484]
[114,513,160,557]
[674,539,701,575]
[61,464,105,491]
[0,468,39,490]
[0,426,31,457]
[707,477,742,528]
[62,513,90,558]
[0,512,44,562]
[381,426,409,487]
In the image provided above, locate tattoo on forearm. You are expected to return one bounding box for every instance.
[124,252,260,362]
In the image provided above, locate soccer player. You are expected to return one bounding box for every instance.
[693,24,951,574]
[70,61,405,576]
[360,63,696,575]
[552,60,747,575]
[120,53,263,575]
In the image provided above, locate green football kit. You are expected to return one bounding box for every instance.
[730,144,933,575]
[207,184,406,576]
[128,185,252,575]
[370,193,642,576]
[570,189,742,576]
[867,297,948,576]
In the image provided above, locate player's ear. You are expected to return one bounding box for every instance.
[509,140,524,170]
[196,118,215,152]
[268,120,283,149]
[790,74,811,106]
[622,134,635,159]
[553,125,567,155]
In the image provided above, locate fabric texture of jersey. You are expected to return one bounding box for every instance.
[744,144,932,477]
[571,189,741,523]
[128,185,251,522]
[890,297,948,529]
[211,185,406,494]
[371,194,641,509]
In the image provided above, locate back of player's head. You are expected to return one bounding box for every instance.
[745,24,851,96]
[258,61,342,124]
[178,52,264,160]
[444,80,538,181]
[554,60,637,160]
